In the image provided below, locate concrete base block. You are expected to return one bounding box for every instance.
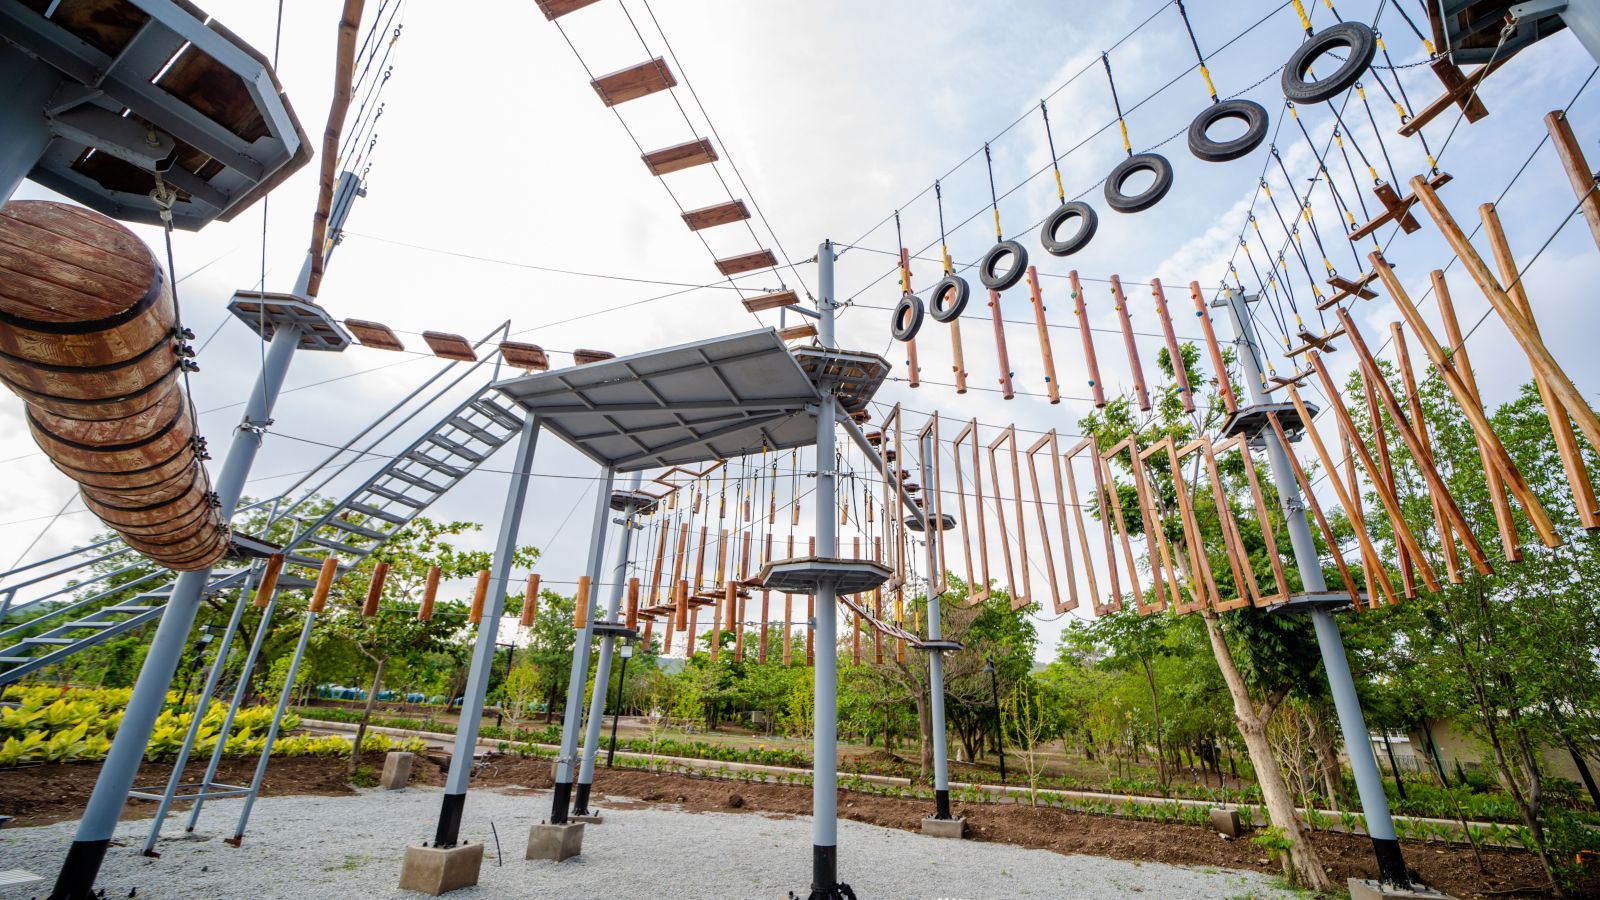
[526,821,584,861]
[1208,807,1242,838]
[398,843,483,895]
[920,816,966,839]
[570,812,603,824]
[381,751,414,790]
[1348,878,1457,900]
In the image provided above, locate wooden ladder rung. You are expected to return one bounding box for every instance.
[498,340,549,371]
[1264,370,1314,393]
[777,323,818,341]
[1349,172,1453,241]
[642,138,717,176]
[344,319,404,352]
[574,349,615,365]
[1319,272,1380,309]
[682,200,750,231]
[715,249,777,276]
[591,58,676,106]
[1400,57,1509,137]
[1284,326,1346,358]
[422,331,476,362]
[535,0,601,19]
[742,290,798,313]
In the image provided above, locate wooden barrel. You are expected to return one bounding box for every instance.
[0,201,180,421]
[0,200,226,572]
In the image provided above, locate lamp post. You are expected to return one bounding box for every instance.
[607,643,633,768]
[984,658,1006,784]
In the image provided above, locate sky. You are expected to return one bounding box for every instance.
[3,0,1599,661]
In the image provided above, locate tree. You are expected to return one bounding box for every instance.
[1003,679,1058,805]
[500,664,541,731]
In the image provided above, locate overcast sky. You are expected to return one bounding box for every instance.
[4,0,1599,660]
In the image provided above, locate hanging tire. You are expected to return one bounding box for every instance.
[1104,153,1173,213]
[1281,22,1376,104]
[929,274,970,322]
[891,291,924,341]
[1040,201,1098,256]
[1187,99,1270,162]
[978,240,1027,291]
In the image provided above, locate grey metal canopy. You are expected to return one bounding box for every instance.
[493,328,821,473]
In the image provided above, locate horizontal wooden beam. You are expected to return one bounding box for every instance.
[344,318,403,352]
[642,138,717,176]
[715,249,777,276]
[534,0,602,20]
[742,290,798,313]
[778,323,818,341]
[682,199,750,231]
[591,58,676,107]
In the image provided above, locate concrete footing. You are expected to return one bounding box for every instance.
[1348,878,1457,900]
[1208,807,1242,838]
[920,816,966,839]
[570,812,603,824]
[526,822,584,861]
[381,751,414,790]
[398,842,483,895]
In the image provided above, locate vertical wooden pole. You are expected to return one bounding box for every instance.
[1266,412,1363,606]
[1026,266,1060,404]
[520,573,541,627]
[469,568,490,625]
[1151,279,1194,412]
[1544,110,1600,254]
[1359,367,1415,597]
[571,574,588,629]
[1071,271,1106,408]
[362,562,388,617]
[1189,281,1237,415]
[988,289,1015,400]
[1391,323,1464,584]
[1110,275,1150,411]
[417,565,440,621]
[901,247,921,387]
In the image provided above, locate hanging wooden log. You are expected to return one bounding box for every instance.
[1260,413,1363,602]
[1370,255,1567,553]
[783,534,795,665]
[1358,363,1416,597]
[1545,110,1600,255]
[1391,323,1464,584]
[1304,351,1446,590]
[1480,203,1600,530]
[1100,437,1160,614]
[987,425,1031,609]
[952,418,991,604]
[988,289,1015,400]
[309,557,340,614]
[1026,267,1061,404]
[1188,282,1237,416]
[1151,279,1194,413]
[1061,437,1108,609]
[1109,276,1150,411]
[468,569,491,625]
[418,566,440,622]
[1275,395,1387,607]
[900,248,921,388]
[674,578,689,632]
[1333,313,1494,577]
[1071,271,1107,408]
[254,554,285,610]
[1025,430,1078,614]
[362,562,389,617]
[626,577,640,630]
[1409,177,1600,456]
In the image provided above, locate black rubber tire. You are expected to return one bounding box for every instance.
[1187,99,1270,162]
[929,274,970,323]
[978,240,1027,291]
[1104,153,1173,213]
[890,291,924,341]
[1040,201,1098,256]
[1281,22,1377,104]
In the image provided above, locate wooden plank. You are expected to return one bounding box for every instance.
[1099,437,1156,614]
[1283,325,1345,358]
[642,138,718,176]
[1480,202,1600,530]
[535,0,602,20]
[1392,322,1463,584]
[1340,429,1395,609]
[498,340,548,371]
[1266,412,1362,606]
[422,331,476,362]
[1427,57,1491,123]
[1319,271,1380,309]
[1349,173,1453,242]
[682,200,750,231]
[951,418,991,605]
[591,58,677,107]
[344,318,404,352]
[1221,434,1291,605]
[1399,57,1509,137]
[742,290,798,313]
[714,249,777,276]
[1358,361,1416,598]
[1545,110,1600,256]
[777,323,817,341]
[574,348,614,365]
[1109,275,1149,410]
[1024,430,1077,614]
[986,425,1030,608]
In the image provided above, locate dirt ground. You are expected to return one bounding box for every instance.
[1,753,1584,899]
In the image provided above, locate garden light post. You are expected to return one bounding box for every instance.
[607,643,633,768]
[985,658,1006,784]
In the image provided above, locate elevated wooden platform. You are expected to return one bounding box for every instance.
[643,138,717,176]
[345,319,404,352]
[422,332,476,362]
[499,341,549,371]
[592,58,676,106]
[742,290,799,313]
[715,249,778,276]
[683,200,750,231]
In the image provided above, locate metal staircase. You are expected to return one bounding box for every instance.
[0,381,526,685]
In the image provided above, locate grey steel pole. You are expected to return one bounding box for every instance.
[550,465,616,823]
[574,471,645,815]
[433,414,541,847]
[1219,289,1408,888]
[809,239,846,896]
[140,573,255,854]
[228,603,316,844]
[0,44,59,204]
[53,321,302,899]
[920,430,953,819]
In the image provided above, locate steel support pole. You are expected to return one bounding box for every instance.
[920,430,953,820]
[433,414,540,847]
[140,572,255,854]
[0,43,59,205]
[1219,289,1408,888]
[52,322,302,900]
[574,471,645,815]
[550,465,616,824]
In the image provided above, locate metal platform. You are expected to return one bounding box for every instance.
[791,345,891,414]
[590,621,639,641]
[911,639,963,652]
[0,0,309,229]
[1219,401,1316,442]
[228,291,351,352]
[905,513,957,532]
[493,328,822,472]
[1262,591,1364,615]
[610,489,658,514]
[757,557,891,595]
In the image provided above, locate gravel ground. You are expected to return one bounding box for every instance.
[0,786,1298,899]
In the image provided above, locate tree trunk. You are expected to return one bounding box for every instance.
[1307,710,1346,809]
[350,657,386,775]
[914,686,932,781]
[1141,657,1168,786]
[1202,613,1328,890]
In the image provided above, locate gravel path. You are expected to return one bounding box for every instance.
[0,786,1297,899]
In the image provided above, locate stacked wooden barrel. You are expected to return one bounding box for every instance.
[0,201,228,570]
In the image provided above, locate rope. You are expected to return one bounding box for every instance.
[1040,100,1065,203]
[1175,0,1218,103]
[1356,83,1401,186]
[1101,52,1133,157]
[1390,0,1436,57]
[983,143,1003,240]
[934,180,952,274]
